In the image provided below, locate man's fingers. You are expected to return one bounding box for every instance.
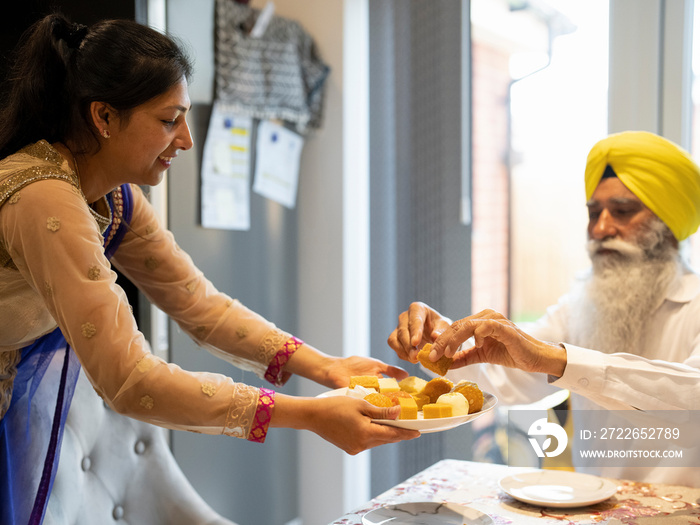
[451,346,479,368]
[407,303,428,347]
[431,318,472,358]
[434,317,500,358]
[429,317,451,343]
[390,325,418,363]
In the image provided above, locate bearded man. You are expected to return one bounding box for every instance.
[388,131,700,486]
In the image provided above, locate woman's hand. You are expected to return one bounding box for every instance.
[387,302,452,363]
[322,355,409,389]
[283,343,409,389]
[273,394,420,455]
[431,309,567,377]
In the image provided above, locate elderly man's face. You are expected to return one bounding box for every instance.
[586,177,658,249]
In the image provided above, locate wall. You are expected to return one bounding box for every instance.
[470,36,511,315]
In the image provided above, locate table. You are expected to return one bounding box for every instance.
[329,459,700,524]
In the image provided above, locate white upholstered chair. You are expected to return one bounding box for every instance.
[44,369,237,525]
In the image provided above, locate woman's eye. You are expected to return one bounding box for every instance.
[162,119,176,127]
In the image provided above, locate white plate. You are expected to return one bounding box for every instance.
[498,470,618,508]
[318,388,497,433]
[362,502,493,525]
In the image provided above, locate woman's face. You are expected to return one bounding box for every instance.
[107,77,193,186]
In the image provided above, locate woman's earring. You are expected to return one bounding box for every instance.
[102,129,110,139]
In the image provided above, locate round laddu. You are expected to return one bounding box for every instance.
[420,377,454,403]
[452,380,483,413]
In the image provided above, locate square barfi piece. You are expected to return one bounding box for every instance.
[378,377,400,393]
[422,403,453,419]
[398,376,428,394]
[349,376,379,390]
[396,396,418,419]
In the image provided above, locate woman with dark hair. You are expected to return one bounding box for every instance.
[0,14,417,525]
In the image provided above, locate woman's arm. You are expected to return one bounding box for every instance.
[0,180,268,439]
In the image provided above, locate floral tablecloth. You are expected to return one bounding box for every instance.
[328,459,700,524]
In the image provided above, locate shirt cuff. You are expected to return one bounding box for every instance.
[264,336,303,386]
[247,387,275,443]
[549,343,601,393]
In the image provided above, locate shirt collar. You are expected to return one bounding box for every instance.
[665,268,700,303]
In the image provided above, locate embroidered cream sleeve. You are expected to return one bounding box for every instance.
[111,185,292,378]
[0,177,264,438]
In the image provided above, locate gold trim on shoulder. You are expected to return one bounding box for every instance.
[0,141,79,209]
[0,166,79,208]
[20,140,66,166]
[0,140,112,270]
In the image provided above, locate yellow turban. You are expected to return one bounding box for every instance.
[584,131,700,241]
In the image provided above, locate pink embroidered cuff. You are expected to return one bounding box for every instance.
[264,336,303,386]
[248,388,275,443]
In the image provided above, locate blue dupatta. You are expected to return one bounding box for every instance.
[0,184,133,525]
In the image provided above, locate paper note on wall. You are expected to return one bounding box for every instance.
[253,120,303,209]
[201,102,252,230]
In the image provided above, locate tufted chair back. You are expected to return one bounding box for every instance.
[44,369,237,525]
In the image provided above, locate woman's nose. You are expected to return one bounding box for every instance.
[177,120,194,151]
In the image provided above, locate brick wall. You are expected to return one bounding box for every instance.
[471,40,511,315]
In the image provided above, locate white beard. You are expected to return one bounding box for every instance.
[567,218,681,354]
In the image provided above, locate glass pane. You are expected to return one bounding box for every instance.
[689,0,700,264]
[471,0,609,322]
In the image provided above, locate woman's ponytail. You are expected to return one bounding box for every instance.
[0,14,83,158]
[52,18,88,52]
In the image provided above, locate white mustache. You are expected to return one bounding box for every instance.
[586,238,644,259]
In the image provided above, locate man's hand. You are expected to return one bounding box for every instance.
[431,309,567,377]
[387,302,452,363]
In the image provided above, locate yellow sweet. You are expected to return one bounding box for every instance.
[420,377,453,404]
[364,393,393,408]
[349,376,379,390]
[417,343,453,376]
[422,403,453,419]
[386,391,412,402]
[451,380,484,413]
[378,377,400,393]
[410,393,431,410]
[395,396,418,419]
[398,376,427,394]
